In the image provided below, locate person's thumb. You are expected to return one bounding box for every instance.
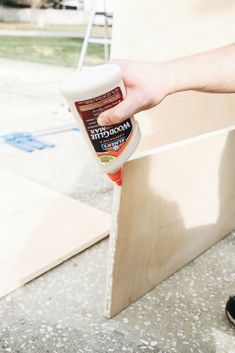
[97,94,136,126]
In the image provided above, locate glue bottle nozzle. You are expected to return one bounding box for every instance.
[107,168,122,186]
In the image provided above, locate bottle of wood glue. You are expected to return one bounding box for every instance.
[60,64,141,186]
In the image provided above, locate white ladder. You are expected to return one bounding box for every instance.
[77,0,113,71]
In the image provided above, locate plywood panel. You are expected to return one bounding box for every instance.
[112,0,235,61]
[0,170,110,298]
[105,129,235,317]
[111,0,235,154]
[135,92,235,154]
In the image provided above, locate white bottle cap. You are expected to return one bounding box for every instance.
[60,64,122,101]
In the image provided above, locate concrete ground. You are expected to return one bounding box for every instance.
[0,58,235,353]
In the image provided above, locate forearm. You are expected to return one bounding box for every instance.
[164,43,235,95]
[97,44,235,125]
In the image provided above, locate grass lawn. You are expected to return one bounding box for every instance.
[0,35,105,67]
[0,22,112,36]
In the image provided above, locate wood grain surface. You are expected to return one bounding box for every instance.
[0,170,110,298]
[105,130,235,317]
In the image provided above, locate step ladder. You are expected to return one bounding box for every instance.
[77,0,113,71]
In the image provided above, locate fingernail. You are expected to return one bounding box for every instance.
[98,116,109,126]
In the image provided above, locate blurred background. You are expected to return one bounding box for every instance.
[0,0,115,211]
[0,0,113,67]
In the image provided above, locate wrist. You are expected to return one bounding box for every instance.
[161,54,211,95]
[160,60,190,95]
[151,61,186,99]
[149,62,177,100]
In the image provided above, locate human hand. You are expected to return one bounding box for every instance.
[97,59,172,126]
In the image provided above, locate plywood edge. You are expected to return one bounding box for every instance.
[104,185,122,318]
[131,124,235,161]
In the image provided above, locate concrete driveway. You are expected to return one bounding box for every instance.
[0,58,113,211]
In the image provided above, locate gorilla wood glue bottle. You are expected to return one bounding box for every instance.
[60,64,141,186]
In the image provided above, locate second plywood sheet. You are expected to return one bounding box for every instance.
[0,170,110,298]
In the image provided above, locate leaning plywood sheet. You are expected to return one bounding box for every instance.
[111,0,235,154]
[105,129,235,317]
[112,0,235,60]
[0,170,110,298]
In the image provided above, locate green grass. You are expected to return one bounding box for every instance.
[0,22,112,36]
[0,35,105,67]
